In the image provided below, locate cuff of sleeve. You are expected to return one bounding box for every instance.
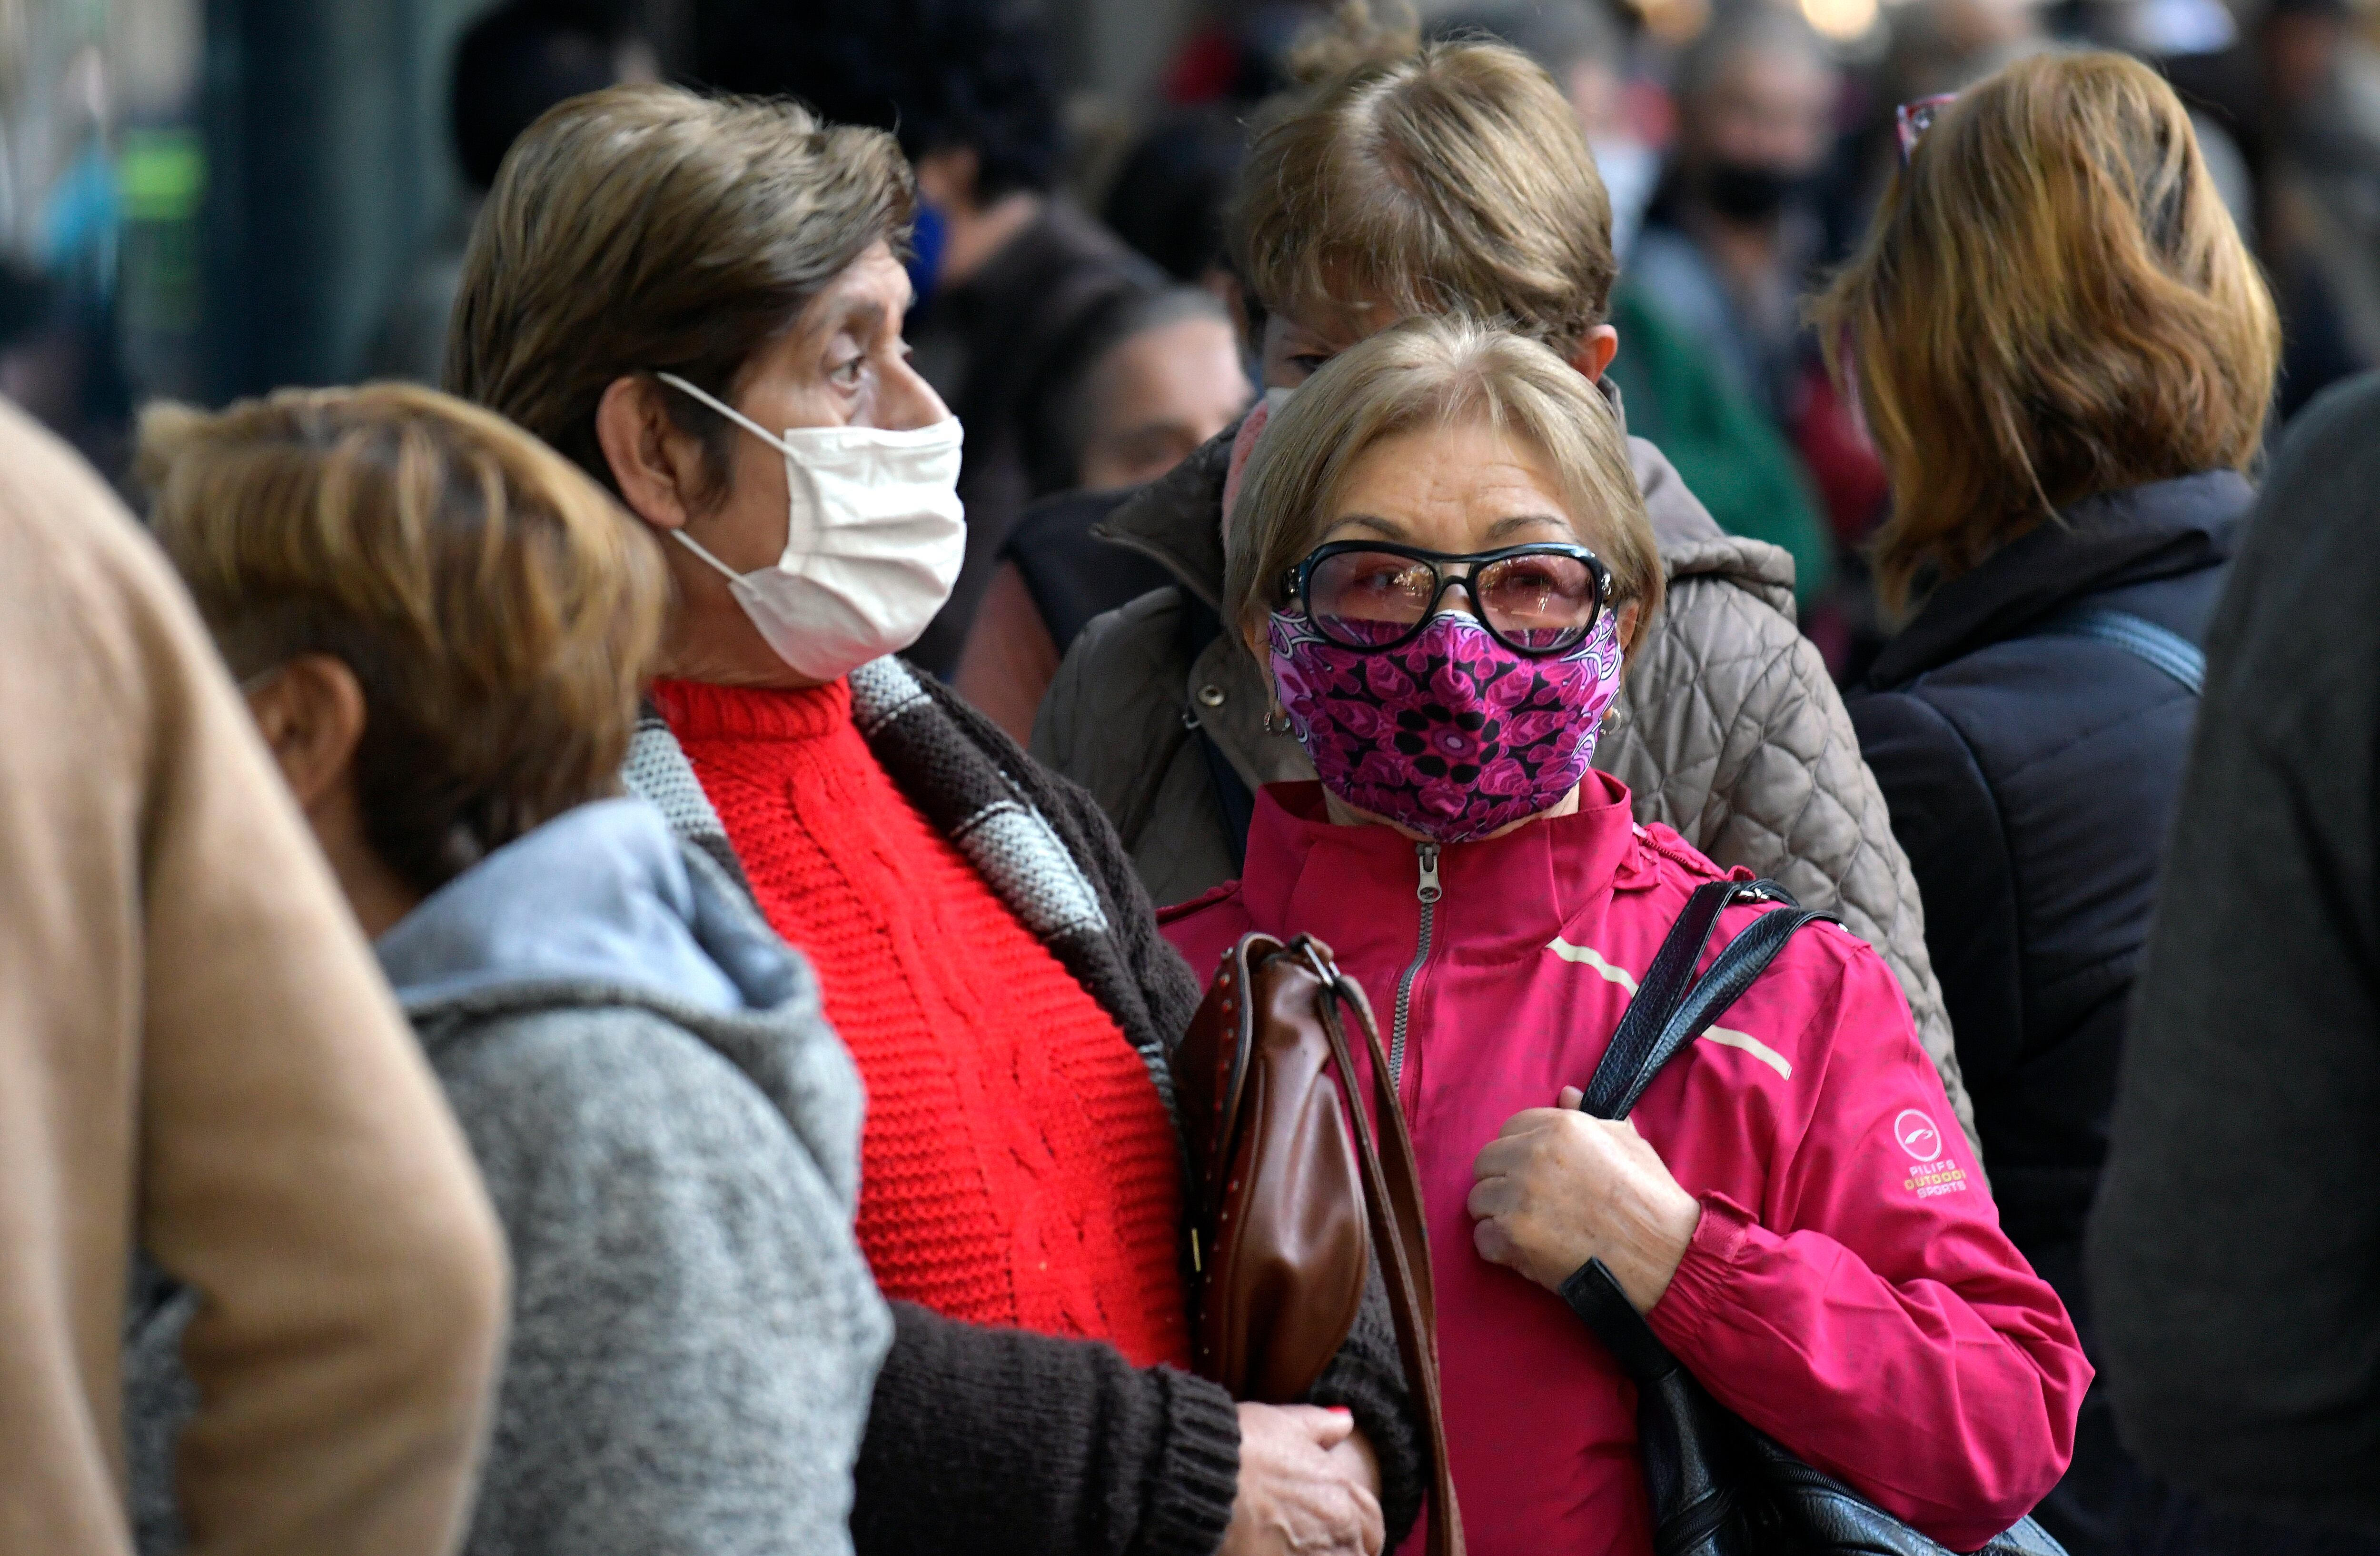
[1646,1190,1761,1357]
[1140,1369,1242,1556]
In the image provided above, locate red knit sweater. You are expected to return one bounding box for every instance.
[653,677,1191,1369]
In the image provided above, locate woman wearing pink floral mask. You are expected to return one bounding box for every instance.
[1162,317,2088,1556]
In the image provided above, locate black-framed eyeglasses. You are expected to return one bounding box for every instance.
[1895,92,1958,165]
[1282,540,1612,657]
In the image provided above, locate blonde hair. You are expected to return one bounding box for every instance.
[139,382,670,893]
[447,83,913,501]
[1225,316,1661,646]
[1815,50,2279,616]
[1231,3,1617,354]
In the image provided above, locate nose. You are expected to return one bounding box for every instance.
[1435,568,1485,619]
[875,349,949,433]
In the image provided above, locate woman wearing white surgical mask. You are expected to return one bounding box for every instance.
[447,83,1421,1556]
[645,367,964,684]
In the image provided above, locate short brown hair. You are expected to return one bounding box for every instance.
[446,83,914,499]
[1231,7,1617,354]
[139,383,670,894]
[1815,51,2279,616]
[1225,316,1662,646]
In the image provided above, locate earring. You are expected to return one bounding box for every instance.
[1262,704,1293,736]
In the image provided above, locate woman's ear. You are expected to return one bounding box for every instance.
[595,374,704,534]
[1569,325,1621,383]
[243,654,368,818]
[1616,601,1644,654]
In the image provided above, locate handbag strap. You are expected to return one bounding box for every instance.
[2030,604,2205,695]
[1291,938,1466,1556]
[1578,880,1838,1121]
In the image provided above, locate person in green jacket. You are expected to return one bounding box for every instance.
[1605,281,1833,609]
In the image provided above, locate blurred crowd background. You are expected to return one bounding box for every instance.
[5,0,2376,683]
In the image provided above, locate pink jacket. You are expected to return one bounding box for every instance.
[1162,777,2087,1556]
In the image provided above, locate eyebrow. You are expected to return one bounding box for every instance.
[813,297,891,347]
[847,300,892,337]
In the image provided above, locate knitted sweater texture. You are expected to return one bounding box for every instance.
[654,676,1190,1370]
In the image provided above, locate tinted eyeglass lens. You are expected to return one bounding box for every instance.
[1308,550,1442,647]
[1305,549,1601,652]
[1477,552,1598,651]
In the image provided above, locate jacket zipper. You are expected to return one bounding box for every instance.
[1388,841,1442,1087]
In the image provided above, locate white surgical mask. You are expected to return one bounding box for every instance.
[1590,136,1660,263]
[656,371,965,682]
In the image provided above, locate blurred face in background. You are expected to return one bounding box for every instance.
[1077,312,1252,489]
[1685,47,1839,220]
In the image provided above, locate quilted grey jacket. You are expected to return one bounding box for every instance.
[1032,423,1979,1153]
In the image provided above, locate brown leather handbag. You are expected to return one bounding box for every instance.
[1175,933,1466,1556]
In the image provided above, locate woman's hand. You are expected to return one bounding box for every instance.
[1221,1404,1385,1556]
[1467,1086,1703,1312]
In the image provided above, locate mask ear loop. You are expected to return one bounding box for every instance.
[650,372,796,585]
[654,371,797,460]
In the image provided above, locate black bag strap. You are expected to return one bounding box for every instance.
[1561,886,2068,1556]
[2030,605,2205,696]
[1577,879,1838,1121]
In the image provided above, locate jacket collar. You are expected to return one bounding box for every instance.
[1240,773,1655,967]
[1096,412,1239,608]
[1864,470,2252,689]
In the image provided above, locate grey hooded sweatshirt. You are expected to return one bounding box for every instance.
[124,797,891,1556]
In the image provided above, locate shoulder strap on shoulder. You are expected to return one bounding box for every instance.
[1578,880,1737,1118]
[2033,605,2205,695]
[1579,880,1837,1120]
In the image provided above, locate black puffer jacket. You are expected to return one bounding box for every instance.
[1848,469,2251,1554]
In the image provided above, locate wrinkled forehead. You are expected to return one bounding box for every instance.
[1314,416,1595,550]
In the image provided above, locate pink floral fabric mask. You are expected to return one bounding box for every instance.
[1269,608,1626,842]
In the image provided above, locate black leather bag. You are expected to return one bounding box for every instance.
[1559,878,2067,1556]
